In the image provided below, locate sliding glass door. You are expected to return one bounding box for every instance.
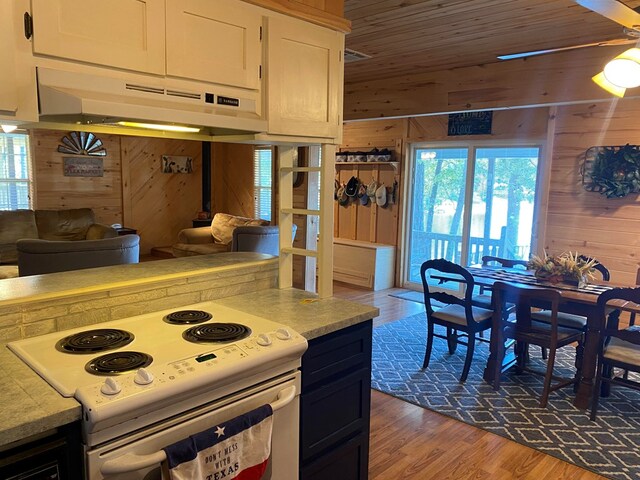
[406,143,541,286]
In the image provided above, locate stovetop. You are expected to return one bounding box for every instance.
[7,301,307,398]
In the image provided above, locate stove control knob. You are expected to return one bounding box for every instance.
[275,328,292,340]
[256,333,272,346]
[134,368,155,385]
[100,377,121,396]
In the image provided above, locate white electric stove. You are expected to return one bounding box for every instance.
[8,301,308,479]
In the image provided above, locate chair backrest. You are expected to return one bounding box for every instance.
[492,281,562,339]
[481,256,528,269]
[230,224,297,256]
[578,255,610,281]
[597,288,640,345]
[17,235,140,276]
[420,258,478,327]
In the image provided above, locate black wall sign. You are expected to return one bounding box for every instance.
[447,111,493,136]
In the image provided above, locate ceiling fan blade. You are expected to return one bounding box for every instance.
[497,38,637,60]
[575,0,640,29]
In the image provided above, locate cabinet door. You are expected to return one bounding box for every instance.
[166,0,262,90]
[31,0,165,74]
[267,15,344,138]
[0,1,18,116]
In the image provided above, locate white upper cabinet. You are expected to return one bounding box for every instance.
[166,0,262,90]
[267,15,344,139]
[30,0,166,75]
[0,1,18,116]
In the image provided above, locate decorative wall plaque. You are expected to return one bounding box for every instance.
[447,111,493,136]
[63,157,104,177]
[162,155,193,173]
[57,131,106,156]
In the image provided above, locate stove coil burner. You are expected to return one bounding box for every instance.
[164,310,213,325]
[85,351,153,375]
[56,329,134,354]
[182,323,251,344]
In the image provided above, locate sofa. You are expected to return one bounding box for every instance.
[172,213,291,257]
[17,235,140,276]
[0,208,118,265]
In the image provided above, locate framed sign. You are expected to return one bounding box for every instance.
[63,157,104,177]
[162,155,193,173]
[447,111,493,136]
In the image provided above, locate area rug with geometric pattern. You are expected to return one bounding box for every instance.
[372,313,640,480]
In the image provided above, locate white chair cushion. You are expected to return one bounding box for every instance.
[604,336,640,366]
[432,304,493,326]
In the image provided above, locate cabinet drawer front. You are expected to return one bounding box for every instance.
[166,0,262,89]
[31,0,165,74]
[300,368,371,461]
[302,321,372,390]
[300,431,368,480]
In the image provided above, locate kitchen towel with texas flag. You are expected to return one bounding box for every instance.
[163,404,273,480]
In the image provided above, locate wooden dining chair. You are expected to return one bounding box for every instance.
[491,281,585,408]
[628,267,640,327]
[471,256,529,310]
[591,287,640,420]
[420,258,494,383]
[531,255,610,334]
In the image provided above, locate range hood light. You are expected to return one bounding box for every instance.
[116,121,201,133]
[1,125,18,133]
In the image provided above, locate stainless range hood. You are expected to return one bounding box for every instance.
[36,67,267,139]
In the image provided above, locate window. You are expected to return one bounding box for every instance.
[0,132,32,210]
[254,147,272,221]
[406,143,542,285]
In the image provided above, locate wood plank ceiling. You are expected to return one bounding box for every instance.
[343,0,640,85]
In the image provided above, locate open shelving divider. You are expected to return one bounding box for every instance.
[278,144,336,298]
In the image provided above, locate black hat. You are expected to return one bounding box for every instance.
[345,176,359,197]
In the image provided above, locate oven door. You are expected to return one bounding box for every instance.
[86,371,300,480]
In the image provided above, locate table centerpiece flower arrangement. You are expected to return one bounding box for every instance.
[527,251,598,287]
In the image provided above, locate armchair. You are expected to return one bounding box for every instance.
[17,235,140,276]
[231,224,297,256]
[172,213,270,257]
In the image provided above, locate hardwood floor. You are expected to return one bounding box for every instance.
[331,282,605,480]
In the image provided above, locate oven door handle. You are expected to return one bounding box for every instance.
[100,385,297,476]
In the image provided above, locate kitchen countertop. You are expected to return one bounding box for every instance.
[0,252,275,306]
[0,287,378,449]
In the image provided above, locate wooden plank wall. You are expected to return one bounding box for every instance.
[121,136,202,254]
[546,99,640,285]
[211,143,256,218]
[338,119,406,246]
[31,129,203,254]
[31,129,123,226]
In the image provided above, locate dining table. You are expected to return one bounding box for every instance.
[430,266,640,409]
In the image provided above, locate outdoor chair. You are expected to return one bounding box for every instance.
[491,281,585,408]
[420,258,493,383]
[590,287,640,420]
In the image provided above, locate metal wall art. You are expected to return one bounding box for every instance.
[57,131,106,156]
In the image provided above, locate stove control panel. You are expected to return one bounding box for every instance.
[75,329,307,419]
